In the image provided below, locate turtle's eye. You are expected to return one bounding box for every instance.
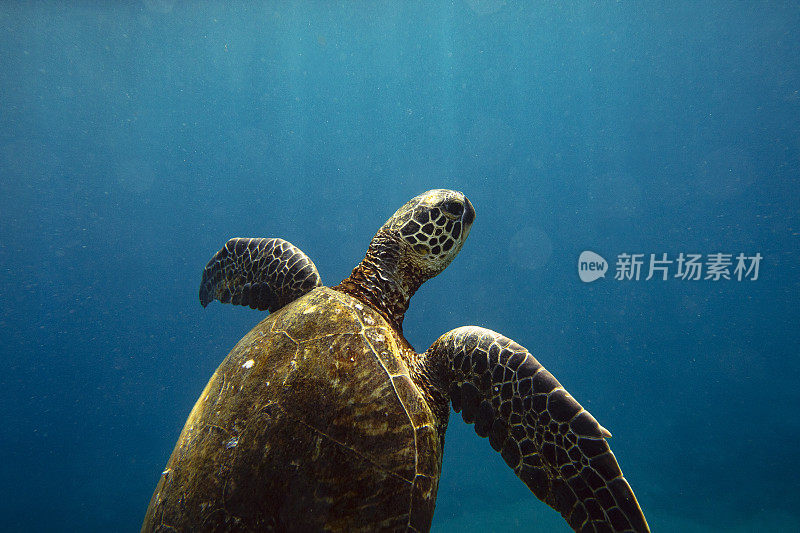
[441,200,464,217]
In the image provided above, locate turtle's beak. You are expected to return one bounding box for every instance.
[461,196,476,239]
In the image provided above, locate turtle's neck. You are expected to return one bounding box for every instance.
[334,232,425,332]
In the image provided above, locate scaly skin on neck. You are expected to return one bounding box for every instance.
[334,231,427,333]
[333,189,473,428]
[335,231,452,427]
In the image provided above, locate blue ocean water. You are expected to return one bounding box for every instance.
[1,1,798,531]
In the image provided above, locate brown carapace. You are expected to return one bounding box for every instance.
[142,189,649,532]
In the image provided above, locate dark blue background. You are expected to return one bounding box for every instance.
[1,2,798,531]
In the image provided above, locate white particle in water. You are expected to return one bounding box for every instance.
[242,359,255,369]
[225,437,239,449]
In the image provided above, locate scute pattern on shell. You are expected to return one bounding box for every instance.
[141,287,444,533]
[429,326,650,533]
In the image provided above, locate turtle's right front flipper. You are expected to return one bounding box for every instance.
[425,326,649,533]
[199,238,322,312]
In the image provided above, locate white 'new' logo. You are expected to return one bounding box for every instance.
[578,251,607,282]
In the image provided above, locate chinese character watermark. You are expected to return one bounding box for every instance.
[579,251,762,283]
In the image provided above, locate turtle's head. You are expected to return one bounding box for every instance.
[379,189,475,280]
[337,189,474,329]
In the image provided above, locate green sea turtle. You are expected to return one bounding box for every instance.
[142,189,649,532]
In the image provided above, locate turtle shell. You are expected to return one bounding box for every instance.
[142,287,444,532]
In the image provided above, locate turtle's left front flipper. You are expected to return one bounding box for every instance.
[425,326,649,533]
[199,237,322,312]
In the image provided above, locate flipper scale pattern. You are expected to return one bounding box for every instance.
[427,326,649,533]
[199,237,322,312]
